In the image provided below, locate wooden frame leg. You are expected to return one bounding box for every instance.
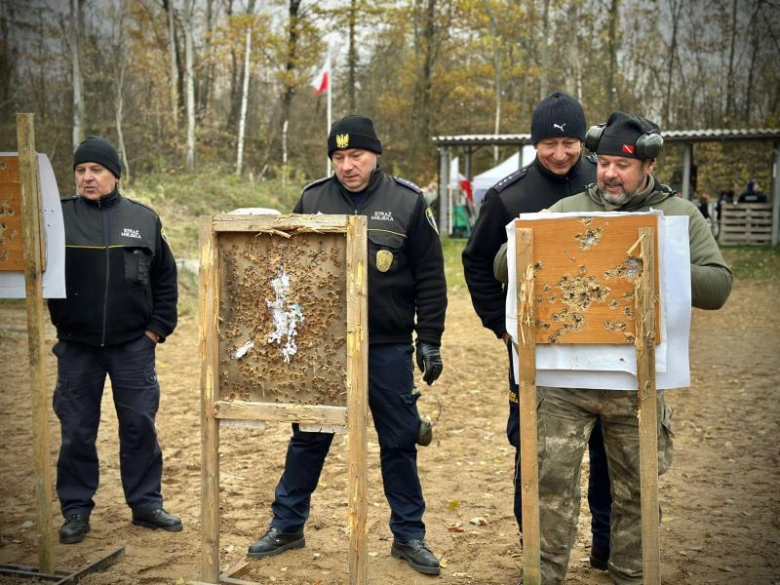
[635,227,661,585]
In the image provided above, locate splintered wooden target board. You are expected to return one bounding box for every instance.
[515,214,661,345]
[0,156,23,270]
[218,230,347,406]
[200,213,369,585]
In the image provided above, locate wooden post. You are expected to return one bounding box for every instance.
[199,216,220,583]
[635,227,661,584]
[16,113,54,574]
[346,215,368,585]
[516,227,540,585]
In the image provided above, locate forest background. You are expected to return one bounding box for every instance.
[1,0,778,246]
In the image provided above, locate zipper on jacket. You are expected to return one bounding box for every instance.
[101,200,110,347]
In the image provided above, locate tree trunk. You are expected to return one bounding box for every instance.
[412,0,436,163]
[725,0,738,120]
[114,0,130,180]
[163,0,179,126]
[280,0,302,172]
[70,0,85,151]
[348,0,357,112]
[236,26,252,175]
[485,0,501,162]
[183,0,196,171]
[606,0,620,110]
[663,0,683,127]
[539,0,550,100]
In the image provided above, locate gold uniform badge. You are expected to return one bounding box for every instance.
[376,249,393,272]
[336,133,350,148]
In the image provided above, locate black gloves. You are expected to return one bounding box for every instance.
[416,342,443,385]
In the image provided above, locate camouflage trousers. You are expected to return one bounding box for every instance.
[536,387,674,585]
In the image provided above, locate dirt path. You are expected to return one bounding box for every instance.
[1,280,778,584]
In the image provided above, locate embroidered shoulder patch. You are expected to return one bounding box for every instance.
[425,207,439,235]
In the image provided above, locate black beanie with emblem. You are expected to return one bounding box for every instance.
[531,91,587,145]
[73,135,122,178]
[596,112,661,160]
[328,115,382,158]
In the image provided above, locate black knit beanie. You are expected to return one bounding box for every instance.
[73,135,121,178]
[596,112,661,160]
[531,91,587,145]
[328,115,382,157]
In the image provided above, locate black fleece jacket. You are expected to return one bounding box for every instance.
[462,155,596,338]
[48,189,178,347]
[295,169,447,346]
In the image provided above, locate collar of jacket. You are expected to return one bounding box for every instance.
[533,154,584,184]
[586,175,674,211]
[79,187,121,209]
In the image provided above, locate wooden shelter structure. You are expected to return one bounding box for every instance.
[434,128,780,245]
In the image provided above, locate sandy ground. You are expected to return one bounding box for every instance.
[1,279,779,585]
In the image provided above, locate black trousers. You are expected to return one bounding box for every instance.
[270,343,426,542]
[52,336,164,518]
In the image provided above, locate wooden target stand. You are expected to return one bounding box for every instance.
[0,115,124,582]
[514,217,662,585]
[197,214,368,585]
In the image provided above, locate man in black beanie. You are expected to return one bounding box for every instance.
[247,115,447,576]
[48,135,181,544]
[462,91,613,571]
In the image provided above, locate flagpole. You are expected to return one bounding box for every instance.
[326,49,332,177]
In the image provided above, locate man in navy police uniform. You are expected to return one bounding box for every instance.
[49,136,181,544]
[461,92,613,571]
[248,115,447,576]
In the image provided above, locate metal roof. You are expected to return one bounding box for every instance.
[432,128,780,147]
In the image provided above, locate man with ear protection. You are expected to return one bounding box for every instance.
[494,112,732,584]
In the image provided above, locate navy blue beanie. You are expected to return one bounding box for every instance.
[73,135,121,178]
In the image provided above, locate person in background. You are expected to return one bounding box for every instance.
[49,135,181,544]
[738,179,767,203]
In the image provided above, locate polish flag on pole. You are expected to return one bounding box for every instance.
[311,54,330,96]
[312,50,333,176]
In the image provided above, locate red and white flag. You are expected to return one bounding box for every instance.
[311,55,330,96]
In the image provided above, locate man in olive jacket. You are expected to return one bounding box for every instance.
[495,112,732,585]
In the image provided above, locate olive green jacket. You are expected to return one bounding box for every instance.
[494,178,733,310]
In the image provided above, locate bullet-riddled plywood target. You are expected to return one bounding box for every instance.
[218,231,347,406]
[199,213,369,585]
[0,156,23,270]
[515,214,660,345]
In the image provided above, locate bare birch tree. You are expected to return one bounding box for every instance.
[236,23,252,175]
[70,0,84,151]
[164,0,178,126]
[112,0,130,180]
[183,0,196,171]
[484,0,502,162]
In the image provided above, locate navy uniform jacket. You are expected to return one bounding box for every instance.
[294,169,446,346]
[462,155,596,338]
[48,190,178,347]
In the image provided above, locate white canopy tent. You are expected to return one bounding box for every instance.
[472,146,537,204]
